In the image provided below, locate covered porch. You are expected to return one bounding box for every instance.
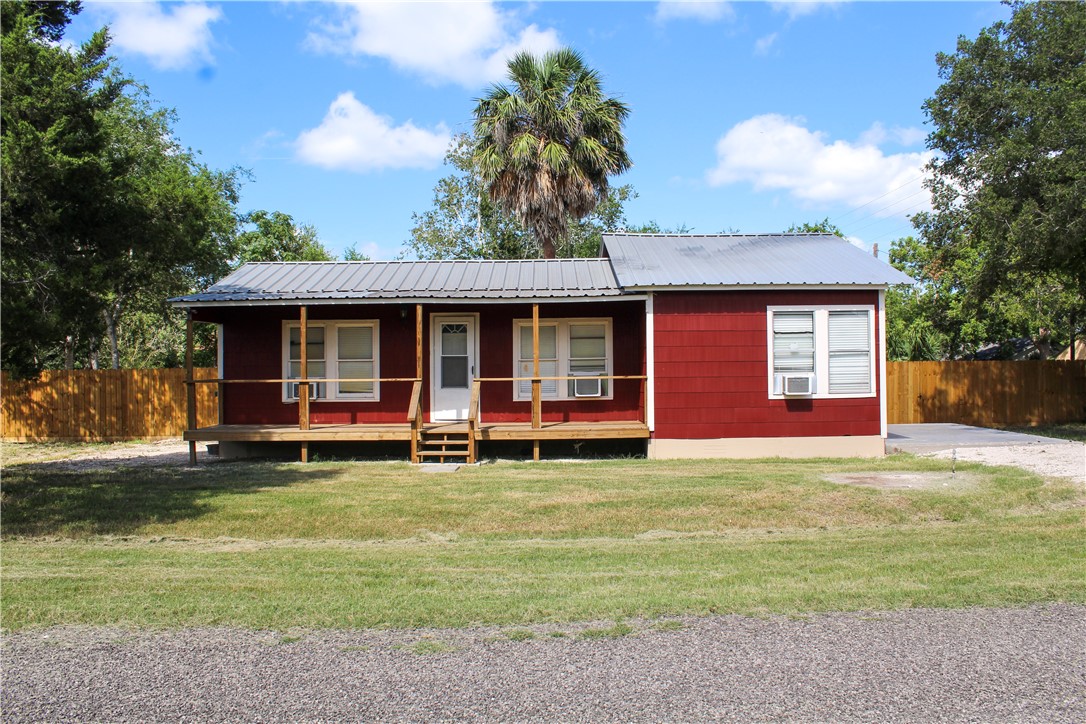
[182,301,648,464]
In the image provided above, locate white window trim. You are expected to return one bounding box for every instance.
[512,318,614,402]
[766,305,876,400]
[281,319,380,403]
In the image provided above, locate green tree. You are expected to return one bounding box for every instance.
[473,48,631,259]
[1,3,125,375]
[342,244,371,261]
[236,210,334,263]
[0,1,82,42]
[886,236,951,360]
[2,4,241,374]
[405,133,640,260]
[403,134,528,260]
[784,218,847,237]
[912,0,1085,357]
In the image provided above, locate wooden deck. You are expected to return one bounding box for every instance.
[184,420,649,443]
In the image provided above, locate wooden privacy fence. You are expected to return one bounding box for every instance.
[886,361,1086,426]
[2,363,1083,442]
[1,368,218,442]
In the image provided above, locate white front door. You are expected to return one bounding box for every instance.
[431,316,476,421]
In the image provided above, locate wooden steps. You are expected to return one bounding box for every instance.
[416,427,473,464]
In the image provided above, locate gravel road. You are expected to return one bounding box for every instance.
[4,605,1083,723]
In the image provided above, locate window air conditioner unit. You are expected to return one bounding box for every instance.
[777,373,814,396]
[572,373,603,398]
[288,382,326,400]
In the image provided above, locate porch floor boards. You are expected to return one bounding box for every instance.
[184,420,649,443]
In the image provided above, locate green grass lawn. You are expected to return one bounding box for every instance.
[2,454,1083,630]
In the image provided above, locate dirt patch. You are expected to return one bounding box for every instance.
[924,443,1085,485]
[826,471,980,490]
[2,439,217,471]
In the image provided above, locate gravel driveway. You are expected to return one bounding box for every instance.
[4,605,1083,723]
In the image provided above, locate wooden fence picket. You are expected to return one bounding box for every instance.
[1,368,218,442]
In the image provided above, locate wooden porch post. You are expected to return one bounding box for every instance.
[532,303,541,460]
[414,303,423,464]
[416,304,423,380]
[185,309,197,465]
[299,305,309,463]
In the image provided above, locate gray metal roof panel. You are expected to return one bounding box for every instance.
[171,259,627,304]
[601,233,915,288]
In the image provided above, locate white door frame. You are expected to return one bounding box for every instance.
[429,313,480,422]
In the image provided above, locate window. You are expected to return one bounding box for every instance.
[513,318,612,401]
[283,320,379,401]
[518,324,558,398]
[337,325,376,397]
[772,312,814,375]
[827,311,871,395]
[440,323,470,389]
[767,306,875,398]
[568,323,608,397]
[288,326,326,400]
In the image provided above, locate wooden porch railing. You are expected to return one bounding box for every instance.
[468,380,481,464]
[470,374,648,460]
[407,380,423,464]
[186,376,422,462]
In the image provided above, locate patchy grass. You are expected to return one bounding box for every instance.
[502,628,536,642]
[401,640,457,655]
[580,622,635,639]
[1,456,1083,631]
[0,440,153,466]
[1001,423,1086,443]
[652,620,685,632]
[1,456,1077,540]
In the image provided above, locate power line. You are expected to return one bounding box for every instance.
[842,189,930,236]
[830,174,928,225]
[849,199,933,251]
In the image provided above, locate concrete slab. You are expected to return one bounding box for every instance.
[418,463,462,473]
[886,423,1076,454]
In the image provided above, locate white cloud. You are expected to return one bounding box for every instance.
[100,2,222,70]
[754,32,779,56]
[295,92,451,172]
[306,2,561,87]
[706,114,933,218]
[858,122,926,148]
[655,1,735,23]
[771,1,844,21]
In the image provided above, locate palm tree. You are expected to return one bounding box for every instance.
[473,48,631,259]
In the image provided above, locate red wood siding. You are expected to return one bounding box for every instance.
[652,291,881,440]
[208,305,416,425]
[469,302,645,423]
[201,301,645,426]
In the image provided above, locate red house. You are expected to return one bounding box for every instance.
[172,233,912,463]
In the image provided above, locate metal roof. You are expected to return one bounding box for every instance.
[171,258,625,304]
[602,233,915,288]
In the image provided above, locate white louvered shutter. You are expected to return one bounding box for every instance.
[828,311,871,394]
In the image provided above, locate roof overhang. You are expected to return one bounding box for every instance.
[620,284,899,292]
[170,294,648,309]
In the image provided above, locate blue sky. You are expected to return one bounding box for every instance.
[66,1,1010,261]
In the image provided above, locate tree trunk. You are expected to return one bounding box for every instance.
[103,300,123,369]
[88,335,99,370]
[1035,327,1052,360]
[64,335,75,370]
